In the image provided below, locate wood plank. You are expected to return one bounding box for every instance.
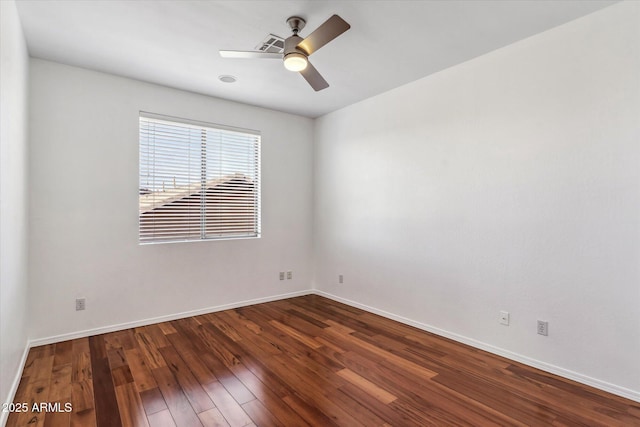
[337,382,420,427]
[229,366,310,427]
[140,388,168,416]
[204,313,243,342]
[337,349,515,426]
[253,355,364,427]
[107,348,128,370]
[201,381,253,427]
[151,366,202,426]
[134,331,167,370]
[280,305,331,329]
[240,307,344,375]
[71,408,97,427]
[323,326,438,380]
[146,410,177,427]
[198,408,231,427]
[30,354,55,384]
[156,321,178,336]
[268,320,322,349]
[226,352,294,399]
[104,333,124,351]
[71,339,92,383]
[114,382,150,427]
[88,335,123,427]
[219,310,262,336]
[259,302,327,337]
[10,379,50,426]
[123,348,157,392]
[337,368,397,404]
[170,320,255,405]
[193,322,242,368]
[27,344,56,362]
[113,330,137,351]
[213,313,282,357]
[315,336,347,354]
[53,341,73,367]
[164,332,217,385]
[71,380,95,413]
[388,399,445,427]
[43,409,70,427]
[47,363,72,403]
[20,347,38,379]
[145,324,170,349]
[158,345,215,413]
[111,365,135,387]
[281,394,340,427]
[71,335,95,423]
[10,348,54,427]
[329,386,391,427]
[432,369,565,425]
[241,399,283,427]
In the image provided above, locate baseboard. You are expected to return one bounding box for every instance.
[1,343,30,427]
[312,290,640,403]
[29,289,313,347]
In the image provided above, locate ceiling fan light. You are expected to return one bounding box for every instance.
[283,52,308,72]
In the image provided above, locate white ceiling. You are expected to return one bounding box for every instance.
[15,0,616,118]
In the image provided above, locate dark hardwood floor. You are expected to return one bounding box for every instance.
[7,295,640,426]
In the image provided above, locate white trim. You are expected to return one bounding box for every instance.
[29,290,312,347]
[139,111,261,136]
[1,343,30,427]
[312,290,640,403]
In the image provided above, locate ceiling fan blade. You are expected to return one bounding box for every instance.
[219,50,281,59]
[297,14,350,55]
[300,62,329,91]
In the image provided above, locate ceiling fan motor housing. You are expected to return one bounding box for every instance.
[285,16,308,58]
[284,35,307,57]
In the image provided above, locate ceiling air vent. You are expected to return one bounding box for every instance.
[256,34,285,54]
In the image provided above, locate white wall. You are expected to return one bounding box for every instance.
[28,59,314,340]
[314,1,640,398]
[0,0,30,413]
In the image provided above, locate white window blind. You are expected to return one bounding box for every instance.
[139,113,261,243]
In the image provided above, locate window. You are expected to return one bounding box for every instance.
[139,112,260,243]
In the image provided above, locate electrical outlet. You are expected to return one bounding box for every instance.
[537,320,548,336]
[338,274,343,284]
[279,272,285,280]
[76,298,86,311]
[499,311,510,326]
[287,271,292,280]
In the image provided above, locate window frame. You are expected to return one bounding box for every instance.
[138,111,261,244]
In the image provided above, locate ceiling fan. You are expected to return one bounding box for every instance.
[219,15,351,91]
